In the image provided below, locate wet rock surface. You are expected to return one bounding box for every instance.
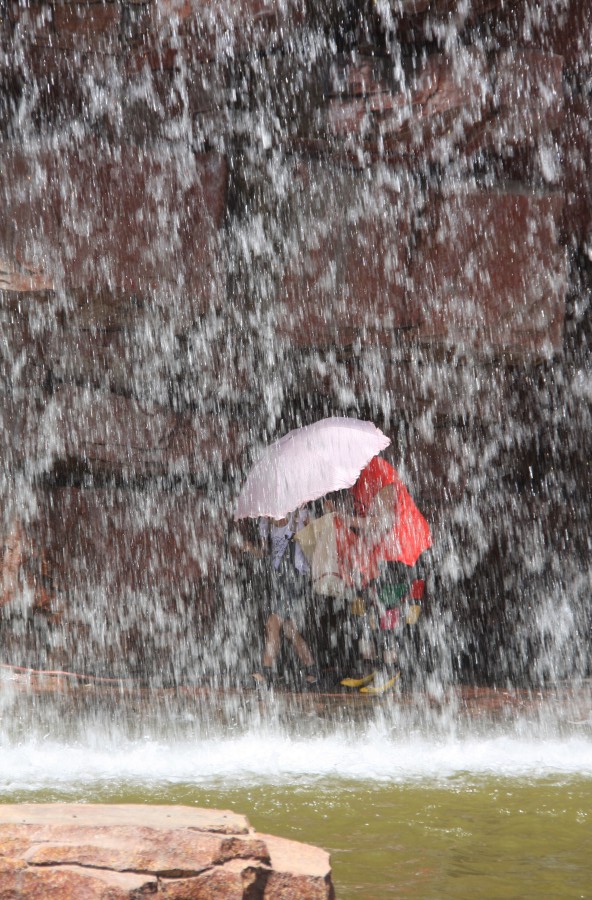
[0,804,335,899]
[0,1,590,686]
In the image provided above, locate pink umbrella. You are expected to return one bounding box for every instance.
[234,417,390,520]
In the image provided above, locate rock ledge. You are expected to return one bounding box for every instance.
[0,803,335,899]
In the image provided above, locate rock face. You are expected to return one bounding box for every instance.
[0,0,590,685]
[0,804,335,899]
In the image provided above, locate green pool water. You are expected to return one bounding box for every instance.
[5,778,591,899]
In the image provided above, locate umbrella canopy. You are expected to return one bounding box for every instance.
[234,416,390,520]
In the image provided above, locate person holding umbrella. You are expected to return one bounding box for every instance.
[247,507,318,688]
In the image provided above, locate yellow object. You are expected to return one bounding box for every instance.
[351,596,366,616]
[405,604,422,625]
[360,671,401,695]
[341,672,375,688]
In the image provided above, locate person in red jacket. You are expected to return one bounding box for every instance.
[339,457,431,695]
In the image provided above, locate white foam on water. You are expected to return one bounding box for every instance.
[1,725,591,793]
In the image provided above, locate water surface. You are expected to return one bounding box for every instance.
[1,684,591,898]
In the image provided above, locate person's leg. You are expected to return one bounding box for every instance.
[253,613,282,685]
[275,565,317,684]
[263,613,282,667]
[341,604,378,688]
[283,618,314,668]
[359,632,401,695]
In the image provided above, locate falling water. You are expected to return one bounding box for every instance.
[0,1,591,894]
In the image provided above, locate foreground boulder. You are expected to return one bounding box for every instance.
[0,804,335,899]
